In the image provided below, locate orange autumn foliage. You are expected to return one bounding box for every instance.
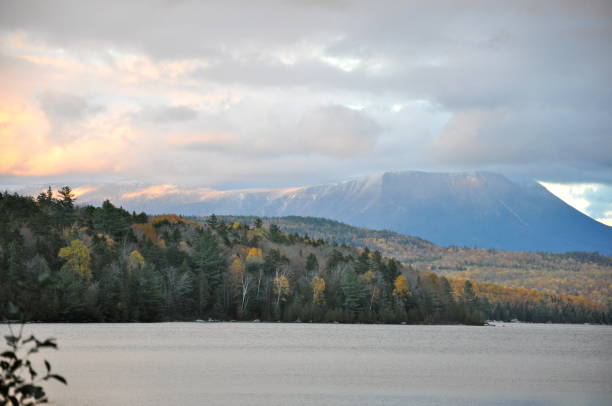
[449,277,607,314]
[151,214,201,227]
[131,223,160,244]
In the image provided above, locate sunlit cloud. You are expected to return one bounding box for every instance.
[596,211,612,227]
[539,182,597,214]
[119,183,305,202]
[122,184,181,199]
[320,55,362,72]
[540,182,612,227]
[1,31,210,88]
[0,93,140,176]
[0,0,610,223]
[72,187,96,198]
[0,96,52,174]
[111,52,209,84]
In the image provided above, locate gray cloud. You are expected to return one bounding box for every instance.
[298,105,381,157]
[433,106,612,169]
[0,0,611,195]
[39,91,103,120]
[167,104,380,159]
[135,105,199,123]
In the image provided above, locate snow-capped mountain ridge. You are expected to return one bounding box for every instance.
[6,170,611,253]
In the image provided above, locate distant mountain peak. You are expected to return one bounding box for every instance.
[7,170,611,253]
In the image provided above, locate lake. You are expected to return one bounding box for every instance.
[10,322,612,405]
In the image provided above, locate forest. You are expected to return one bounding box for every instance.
[212,216,612,307]
[0,188,609,325]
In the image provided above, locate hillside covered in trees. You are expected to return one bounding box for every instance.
[0,189,609,325]
[208,216,612,308]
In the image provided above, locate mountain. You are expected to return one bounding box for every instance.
[9,171,612,253]
[120,171,611,254]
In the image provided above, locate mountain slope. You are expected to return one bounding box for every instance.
[12,171,611,253]
[204,215,611,306]
[162,171,612,254]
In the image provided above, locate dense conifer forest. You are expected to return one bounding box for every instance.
[0,188,609,325]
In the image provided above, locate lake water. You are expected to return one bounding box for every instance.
[9,322,611,405]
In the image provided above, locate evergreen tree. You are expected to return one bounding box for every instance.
[341,267,365,314]
[191,230,225,317]
[206,214,218,230]
[305,253,319,275]
[93,200,131,241]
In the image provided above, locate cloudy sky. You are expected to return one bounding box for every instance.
[0,1,611,224]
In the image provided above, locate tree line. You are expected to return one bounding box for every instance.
[211,215,612,307]
[0,188,608,325]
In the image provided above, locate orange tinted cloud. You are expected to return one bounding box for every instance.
[0,97,51,174]
[122,185,180,199]
[0,95,138,177]
[72,187,96,198]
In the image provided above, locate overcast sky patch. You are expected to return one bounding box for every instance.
[0,0,610,224]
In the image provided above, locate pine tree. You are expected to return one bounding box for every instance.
[341,267,365,314]
[191,230,225,317]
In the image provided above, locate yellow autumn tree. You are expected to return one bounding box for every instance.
[96,233,114,247]
[273,275,290,305]
[392,275,411,298]
[58,239,91,279]
[127,250,145,272]
[245,247,264,308]
[311,276,326,305]
[246,247,263,263]
[229,256,245,295]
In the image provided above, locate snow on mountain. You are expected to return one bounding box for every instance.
[7,171,611,253]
